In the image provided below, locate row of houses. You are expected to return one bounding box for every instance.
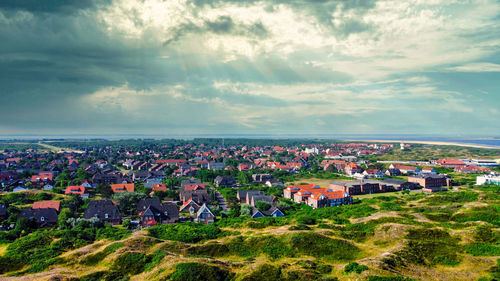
[284,184,352,208]
[9,196,216,229]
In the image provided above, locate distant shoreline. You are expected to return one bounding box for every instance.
[348,139,500,150]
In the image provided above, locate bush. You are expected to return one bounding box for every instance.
[148,222,222,243]
[424,192,478,205]
[291,232,360,261]
[367,276,417,281]
[144,249,168,271]
[344,262,369,274]
[289,224,311,231]
[466,243,500,256]
[297,216,317,225]
[392,228,462,267]
[111,252,149,275]
[241,264,281,281]
[81,242,123,265]
[170,262,233,281]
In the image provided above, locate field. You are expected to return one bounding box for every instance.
[0,185,498,281]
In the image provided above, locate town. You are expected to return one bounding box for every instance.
[1,139,498,231]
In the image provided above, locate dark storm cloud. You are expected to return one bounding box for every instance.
[164,15,268,46]
[0,0,108,14]
[188,0,377,37]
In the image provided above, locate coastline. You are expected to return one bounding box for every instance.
[347,139,500,150]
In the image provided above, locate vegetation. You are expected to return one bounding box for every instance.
[148,222,223,243]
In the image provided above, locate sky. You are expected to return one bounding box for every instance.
[0,0,499,137]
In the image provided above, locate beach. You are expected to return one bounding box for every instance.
[347,139,500,150]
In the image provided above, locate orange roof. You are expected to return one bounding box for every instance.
[32,200,60,212]
[65,185,85,194]
[111,183,135,193]
[152,184,167,192]
[184,183,205,191]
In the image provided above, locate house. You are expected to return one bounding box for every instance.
[252,174,273,184]
[384,169,401,177]
[476,173,500,185]
[179,199,201,213]
[237,190,264,203]
[181,179,202,189]
[194,204,215,224]
[363,169,383,178]
[92,173,123,185]
[32,200,61,212]
[0,204,7,218]
[284,184,352,208]
[151,184,167,193]
[19,208,58,227]
[455,165,491,174]
[83,200,122,225]
[145,178,163,188]
[251,206,284,218]
[31,172,54,184]
[214,176,236,187]
[329,181,394,195]
[249,194,274,207]
[65,185,86,195]
[207,162,225,171]
[180,189,209,205]
[437,159,466,168]
[389,164,420,174]
[345,163,363,176]
[137,198,179,227]
[421,167,436,174]
[408,174,452,189]
[184,183,205,191]
[111,183,135,193]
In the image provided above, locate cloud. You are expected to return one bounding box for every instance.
[0,0,499,136]
[446,62,500,72]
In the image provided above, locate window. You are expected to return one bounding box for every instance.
[105,213,109,219]
[40,216,45,221]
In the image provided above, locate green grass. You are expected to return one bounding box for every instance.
[81,242,124,265]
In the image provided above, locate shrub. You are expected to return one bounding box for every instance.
[144,249,168,271]
[393,228,462,267]
[81,242,123,265]
[241,264,282,281]
[170,262,233,281]
[148,222,222,243]
[291,232,360,261]
[466,243,500,256]
[111,252,149,275]
[367,276,417,281]
[344,262,369,274]
[424,192,478,205]
[297,216,317,225]
[289,224,311,231]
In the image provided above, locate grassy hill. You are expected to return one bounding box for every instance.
[1,185,499,281]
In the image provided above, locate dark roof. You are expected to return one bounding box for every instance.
[162,202,179,220]
[237,190,264,199]
[19,208,58,226]
[84,200,122,221]
[251,195,274,203]
[137,198,162,211]
[181,189,209,204]
[181,179,202,188]
[262,206,283,217]
[0,204,7,217]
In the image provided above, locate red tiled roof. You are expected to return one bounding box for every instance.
[111,183,135,193]
[65,185,85,194]
[32,200,61,212]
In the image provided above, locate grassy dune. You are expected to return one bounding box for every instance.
[0,186,499,281]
